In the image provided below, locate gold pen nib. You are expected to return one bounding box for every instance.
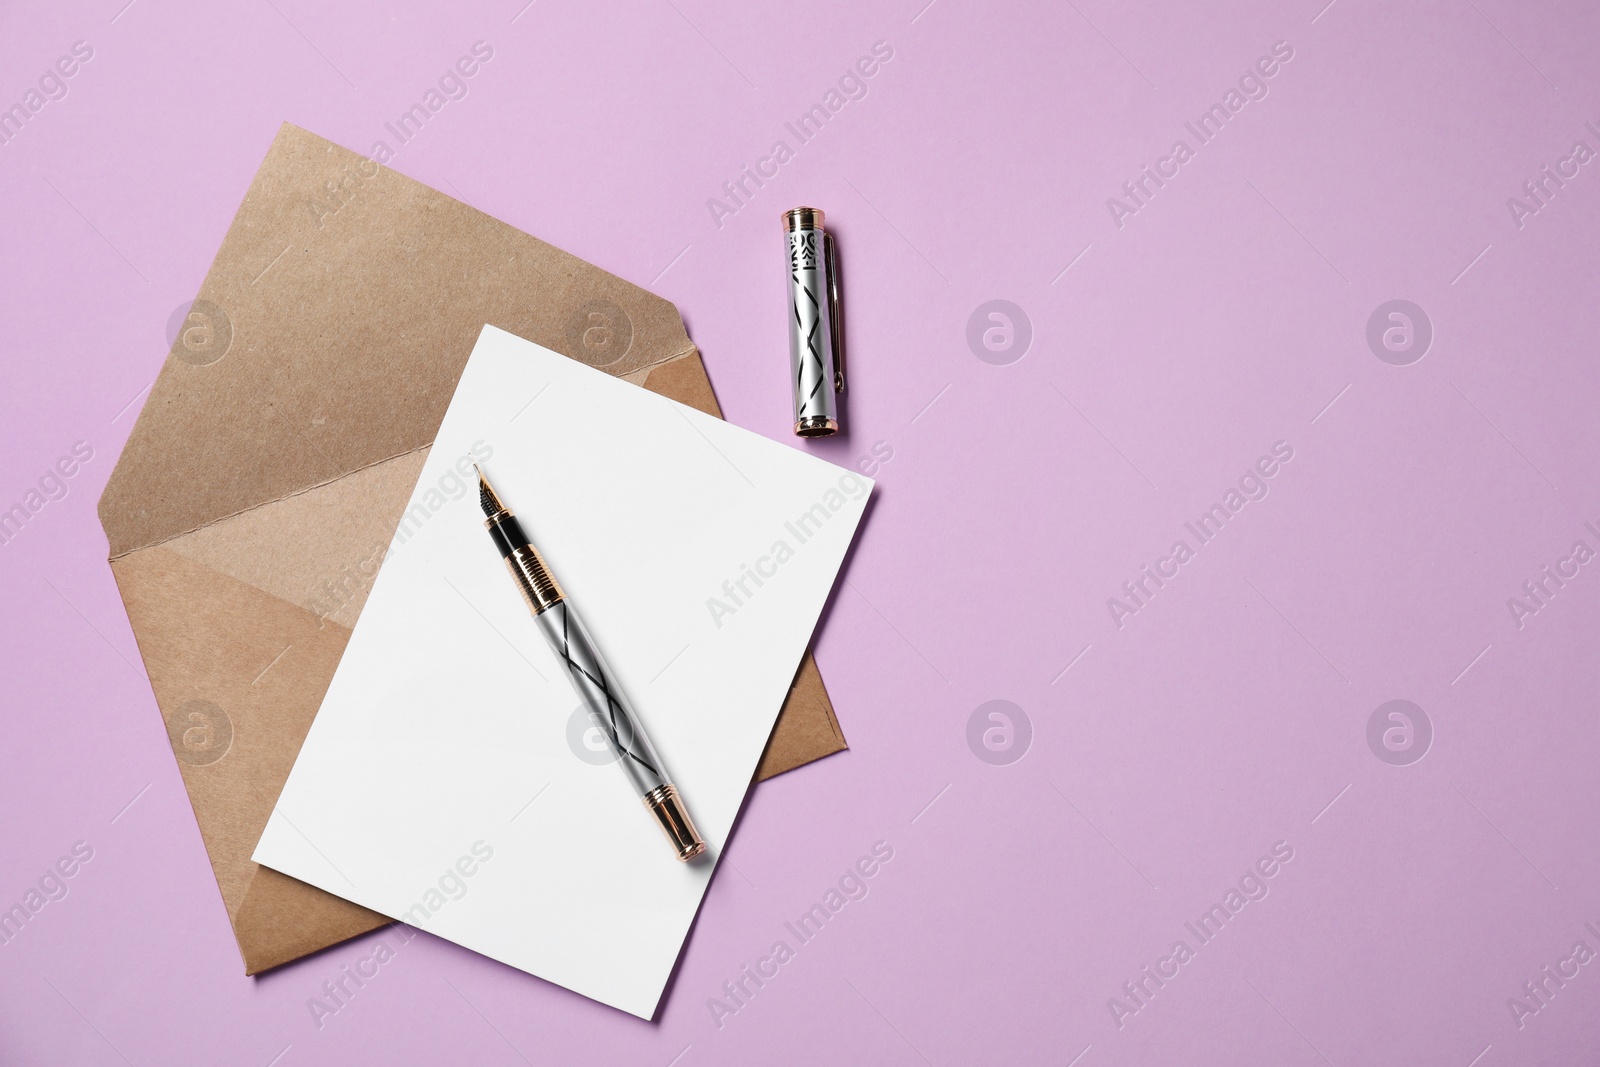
[474,463,509,520]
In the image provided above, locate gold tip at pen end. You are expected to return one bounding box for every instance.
[475,464,508,520]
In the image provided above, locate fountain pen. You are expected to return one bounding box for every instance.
[475,466,706,861]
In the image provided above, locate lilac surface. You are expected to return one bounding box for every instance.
[3,0,1599,1063]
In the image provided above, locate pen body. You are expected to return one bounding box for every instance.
[535,599,668,798]
[478,474,706,861]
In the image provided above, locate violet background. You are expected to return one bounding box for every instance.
[3,0,1600,1063]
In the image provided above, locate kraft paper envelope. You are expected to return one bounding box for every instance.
[254,326,872,1018]
[97,123,848,976]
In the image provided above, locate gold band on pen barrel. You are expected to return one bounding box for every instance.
[504,543,564,615]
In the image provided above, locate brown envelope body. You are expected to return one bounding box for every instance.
[98,124,846,975]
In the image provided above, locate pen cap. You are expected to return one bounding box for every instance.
[782,207,845,438]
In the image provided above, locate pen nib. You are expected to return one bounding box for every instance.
[474,464,509,519]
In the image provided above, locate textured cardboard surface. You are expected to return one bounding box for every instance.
[96,125,845,975]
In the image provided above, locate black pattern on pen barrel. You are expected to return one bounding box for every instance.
[792,273,825,403]
[554,603,662,780]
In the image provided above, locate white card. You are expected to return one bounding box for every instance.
[253,325,870,1018]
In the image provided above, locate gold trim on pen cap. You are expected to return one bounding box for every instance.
[794,415,840,438]
[782,206,825,232]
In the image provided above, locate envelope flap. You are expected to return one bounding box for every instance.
[99,123,697,559]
